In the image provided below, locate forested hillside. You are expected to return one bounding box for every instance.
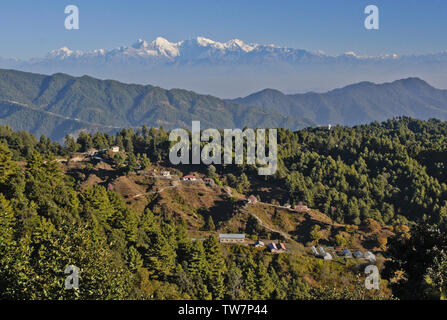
[234,78,447,126]
[0,69,314,141]
[0,117,446,299]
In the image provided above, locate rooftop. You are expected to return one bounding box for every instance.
[219,234,245,239]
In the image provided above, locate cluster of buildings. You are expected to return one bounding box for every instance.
[311,246,376,262]
[86,146,120,157]
[180,175,214,186]
[311,246,333,260]
[77,146,121,165]
[218,234,287,253]
[267,242,287,253]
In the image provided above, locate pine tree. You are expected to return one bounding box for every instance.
[205,215,216,231]
[0,193,15,247]
[187,240,207,277]
[204,236,226,299]
[0,144,16,180]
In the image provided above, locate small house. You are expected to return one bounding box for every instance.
[111,146,120,153]
[318,247,326,256]
[254,240,265,248]
[364,251,376,263]
[323,253,333,260]
[183,175,197,181]
[268,242,286,253]
[219,234,245,244]
[294,202,310,212]
[353,250,364,259]
[343,249,353,258]
[161,171,171,177]
[268,243,278,252]
[247,195,257,204]
[283,203,291,208]
[204,178,215,186]
[311,246,319,257]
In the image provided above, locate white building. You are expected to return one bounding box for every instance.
[364,251,376,263]
[219,234,245,243]
[161,171,171,177]
[254,240,265,248]
[323,253,333,260]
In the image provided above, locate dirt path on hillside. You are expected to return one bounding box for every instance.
[132,185,177,198]
[241,204,291,240]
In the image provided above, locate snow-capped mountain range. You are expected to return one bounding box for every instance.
[12,36,427,64]
[1,36,447,97]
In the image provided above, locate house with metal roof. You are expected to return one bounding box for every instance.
[247,195,257,204]
[268,243,278,252]
[161,171,171,177]
[219,233,245,243]
[268,242,286,253]
[254,240,265,248]
[343,249,353,258]
[364,251,376,263]
[323,252,333,260]
[318,247,326,256]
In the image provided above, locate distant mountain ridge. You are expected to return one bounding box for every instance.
[0,69,314,141]
[233,78,447,126]
[1,36,447,97]
[1,68,447,142]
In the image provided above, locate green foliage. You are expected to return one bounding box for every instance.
[384,223,447,300]
[278,118,447,227]
[236,173,250,194]
[2,117,447,300]
[310,225,322,243]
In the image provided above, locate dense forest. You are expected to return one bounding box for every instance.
[0,117,446,299]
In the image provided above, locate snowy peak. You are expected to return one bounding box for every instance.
[132,38,150,49]
[224,39,257,52]
[48,46,77,58]
[196,36,216,47]
[152,37,180,57]
[129,37,180,58]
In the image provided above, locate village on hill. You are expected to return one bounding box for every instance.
[55,145,392,267]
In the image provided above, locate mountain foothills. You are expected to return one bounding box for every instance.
[2,69,447,141]
[0,69,313,141]
[0,117,446,300]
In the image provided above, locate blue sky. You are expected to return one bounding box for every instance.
[0,0,446,59]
